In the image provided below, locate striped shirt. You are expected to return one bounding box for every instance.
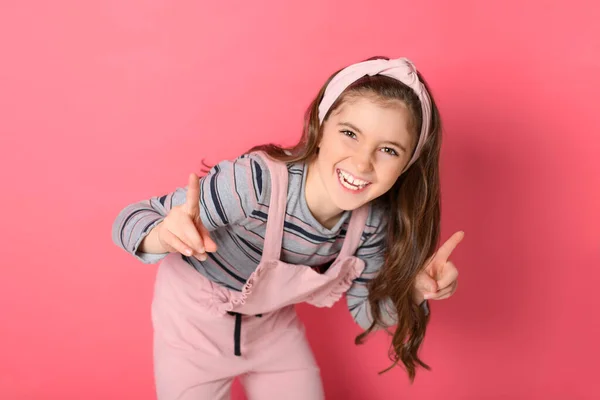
[112,152,398,328]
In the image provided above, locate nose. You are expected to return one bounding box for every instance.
[353,150,374,174]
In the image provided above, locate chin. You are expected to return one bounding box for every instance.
[332,192,372,212]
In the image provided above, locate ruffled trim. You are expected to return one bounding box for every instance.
[309,258,366,308]
[214,260,279,314]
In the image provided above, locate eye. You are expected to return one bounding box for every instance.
[341,130,357,139]
[380,147,399,157]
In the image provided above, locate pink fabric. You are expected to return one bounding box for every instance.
[153,257,324,400]
[215,152,368,316]
[318,57,432,170]
[151,151,369,399]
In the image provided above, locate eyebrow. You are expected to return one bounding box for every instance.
[338,122,407,152]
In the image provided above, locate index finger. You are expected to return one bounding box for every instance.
[185,173,200,213]
[435,231,464,262]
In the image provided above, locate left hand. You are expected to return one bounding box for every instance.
[413,231,464,304]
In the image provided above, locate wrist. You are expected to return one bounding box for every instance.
[139,220,168,254]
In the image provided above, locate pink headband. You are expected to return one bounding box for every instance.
[318,57,432,170]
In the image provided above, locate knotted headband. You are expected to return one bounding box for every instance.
[318,58,432,169]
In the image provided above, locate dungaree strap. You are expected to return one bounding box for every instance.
[255,151,289,261]
[223,152,286,357]
[257,150,370,261]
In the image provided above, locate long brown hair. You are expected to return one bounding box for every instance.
[246,56,442,381]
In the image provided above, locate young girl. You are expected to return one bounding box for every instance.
[113,56,463,400]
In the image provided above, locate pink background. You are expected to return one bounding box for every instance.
[1,0,599,399]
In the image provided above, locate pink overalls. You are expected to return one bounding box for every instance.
[151,152,369,400]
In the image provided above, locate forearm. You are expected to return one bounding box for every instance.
[112,200,171,264]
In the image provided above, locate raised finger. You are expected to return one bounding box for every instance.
[434,231,464,263]
[184,173,201,215]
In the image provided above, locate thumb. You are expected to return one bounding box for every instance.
[436,261,459,290]
[416,273,438,294]
[197,220,218,252]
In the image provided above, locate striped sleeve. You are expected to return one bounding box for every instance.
[198,153,269,231]
[111,152,269,264]
[111,198,170,264]
[347,208,430,329]
[346,210,398,329]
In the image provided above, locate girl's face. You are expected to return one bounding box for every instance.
[308,96,416,219]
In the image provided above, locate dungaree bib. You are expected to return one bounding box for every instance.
[151,152,369,400]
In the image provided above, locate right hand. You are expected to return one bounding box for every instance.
[156,173,218,261]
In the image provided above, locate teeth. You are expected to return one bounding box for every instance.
[338,170,370,190]
[339,170,369,186]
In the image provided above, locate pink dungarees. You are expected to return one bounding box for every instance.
[151,152,369,399]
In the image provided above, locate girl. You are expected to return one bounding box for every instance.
[113,56,463,400]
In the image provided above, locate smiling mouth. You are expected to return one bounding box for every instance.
[336,169,372,191]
